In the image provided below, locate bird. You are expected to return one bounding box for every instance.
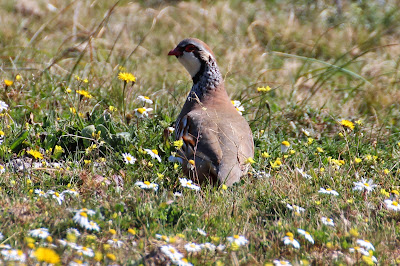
[168,38,254,187]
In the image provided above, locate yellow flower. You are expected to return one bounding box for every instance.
[261,152,270,158]
[0,130,4,136]
[70,107,76,114]
[384,169,389,174]
[307,138,314,145]
[316,147,324,153]
[362,255,375,265]
[281,141,290,147]
[289,150,296,154]
[221,184,227,190]
[118,72,136,83]
[173,139,184,149]
[128,228,136,235]
[257,86,271,92]
[355,119,363,125]
[340,119,355,130]
[245,157,255,164]
[109,105,117,112]
[380,188,390,198]
[4,80,13,86]
[349,228,359,237]
[95,252,103,262]
[66,88,72,93]
[188,159,195,165]
[27,149,43,159]
[76,89,93,99]
[109,229,116,235]
[84,160,91,165]
[34,247,60,264]
[106,253,116,261]
[54,145,64,154]
[354,157,362,163]
[15,74,22,81]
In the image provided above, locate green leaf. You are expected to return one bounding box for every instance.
[10,130,29,152]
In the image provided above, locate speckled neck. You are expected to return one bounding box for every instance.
[188,59,223,102]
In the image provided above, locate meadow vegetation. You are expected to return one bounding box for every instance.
[1,0,400,264]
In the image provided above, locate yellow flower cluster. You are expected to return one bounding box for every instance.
[76,89,93,99]
[257,86,271,92]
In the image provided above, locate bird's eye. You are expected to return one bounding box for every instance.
[185,45,196,52]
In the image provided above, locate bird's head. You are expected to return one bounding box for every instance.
[168,38,216,78]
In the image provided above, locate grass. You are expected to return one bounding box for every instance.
[1,0,400,264]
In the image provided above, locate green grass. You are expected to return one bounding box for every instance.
[1,0,400,265]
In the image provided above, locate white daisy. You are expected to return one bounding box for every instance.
[286,204,305,214]
[69,259,88,266]
[167,127,175,133]
[29,228,50,239]
[356,239,375,251]
[0,244,11,249]
[160,245,184,261]
[227,235,248,246]
[75,246,95,257]
[51,191,65,205]
[231,100,244,115]
[216,244,225,251]
[321,217,335,227]
[84,221,100,232]
[200,242,216,251]
[179,178,200,191]
[67,228,81,236]
[273,259,292,266]
[122,152,136,165]
[349,246,370,256]
[297,229,314,244]
[135,181,158,191]
[0,164,5,174]
[77,208,96,216]
[34,189,48,198]
[155,234,170,242]
[318,187,339,196]
[1,249,26,262]
[137,95,153,104]
[73,211,90,228]
[0,101,8,112]
[175,258,193,266]
[197,228,207,236]
[384,199,400,211]
[62,189,79,197]
[295,168,312,179]
[107,239,124,248]
[143,149,161,162]
[184,242,202,252]
[353,178,377,193]
[0,232,3,241]
[282,233,300,249]
[134,107,153,118]
[174,192,182,197]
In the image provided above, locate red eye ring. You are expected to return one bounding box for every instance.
[185,44,196,52]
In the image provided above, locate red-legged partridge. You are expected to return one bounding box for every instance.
[168,38,254,186]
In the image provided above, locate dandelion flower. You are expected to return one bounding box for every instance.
[184,242,202,252]
[134,107,153,118]
[0,101,8,112]
[257,86,271,92]
[321,217,335,227]
[118,72,136,83]
[29,228,50,239]
[179,178,200,191]
[27,149,43,159]
[297,229,314,244]
[34,247,60,264]
[356,239,375,251]
[76,90,93,99]
[295,168,311,179]
[4,80,13,86]
[143,149,161,162]
[384,199,400,211]
[227,235,248,246]
[282,232,300,249]
[122,152,136,165]
[137,95,153,104]
[318,187,339,196]
[340,119,355,130]
[135,181,158,191]
[353,178,377,193]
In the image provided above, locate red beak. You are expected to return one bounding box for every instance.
[168,47,183,57]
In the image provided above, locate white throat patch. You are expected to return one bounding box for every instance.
[177,52,201,78]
